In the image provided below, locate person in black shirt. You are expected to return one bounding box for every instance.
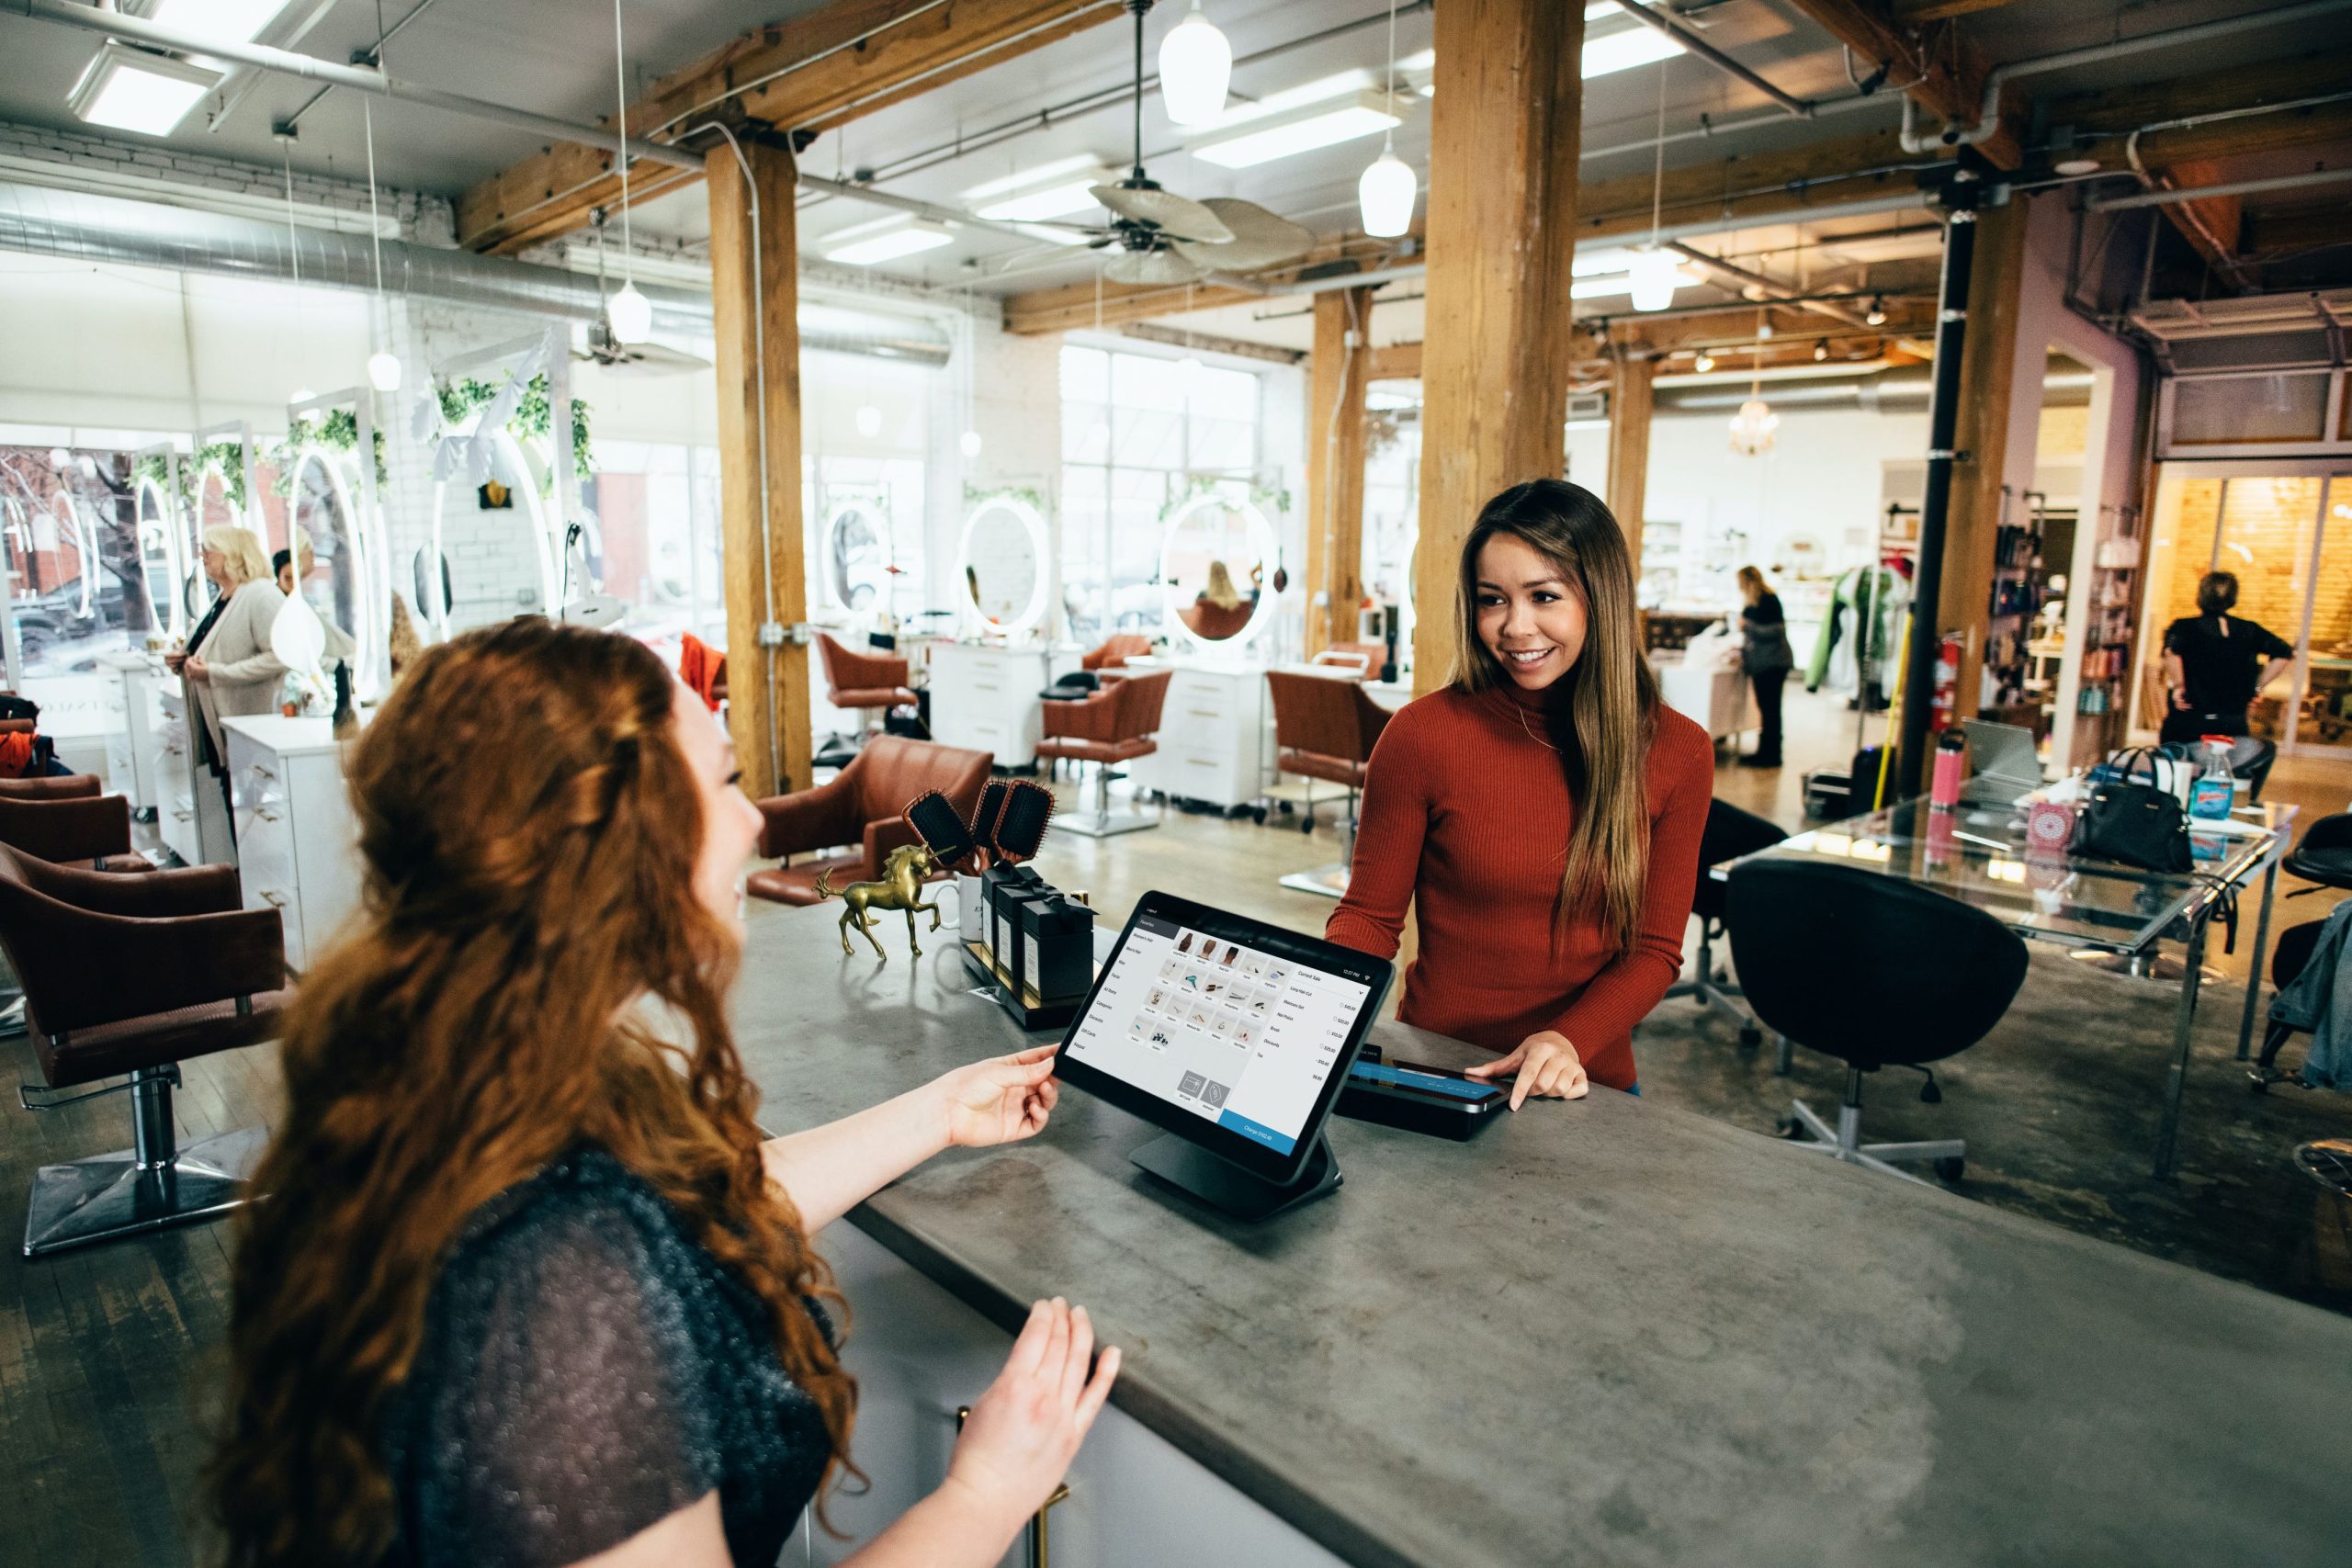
[1736,565,1793,768]
[2160,570,2293,745]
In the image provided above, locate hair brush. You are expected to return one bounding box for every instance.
[903,789,979,872]
[992,779,1056,863]
[971,779,1011,860]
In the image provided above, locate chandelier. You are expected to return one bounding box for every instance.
[1728,305,1777,456]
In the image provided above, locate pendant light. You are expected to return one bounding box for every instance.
[1356,0,1416,238]
[362,99,401,392]
[605,0,653,344]
[1629,61,1677,313]
[1728,307,1778,457]
[1159,0,1232,127]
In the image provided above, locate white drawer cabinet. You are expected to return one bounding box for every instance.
[222,716,362,973]
[791,1224,1347,1568]
[1126,660,1270,809]
[153,682,234,868]
[97,652,169,815]
[927,643,1077,770]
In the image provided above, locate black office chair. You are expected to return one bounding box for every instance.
[2249,918,2334,1091]
[1664,799,1787,1046]
[1726,857,2030,1186]
[2284,813,2352,897]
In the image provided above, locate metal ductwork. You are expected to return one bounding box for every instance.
[1658,367,2095,413]
[0,180,952,367]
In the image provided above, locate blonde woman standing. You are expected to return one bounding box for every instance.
[169,525,286,773]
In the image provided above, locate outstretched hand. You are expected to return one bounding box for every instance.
[936,1043,1062,1149]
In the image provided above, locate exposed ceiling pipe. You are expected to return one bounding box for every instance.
[6,0,703,172]
[1665,241,1874,331]
[1611,0,1810,117]
[0,180,952,365]
[2088,164,2352,212]
[1903,0,2352,151]
[1659,367,2095,412]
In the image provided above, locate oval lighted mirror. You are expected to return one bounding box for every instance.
[428,428,560,629]
[1162,491,1274,651]
[824,500,889,612]
[958,496,1046,636]
[134,475,180,639]
[288,446,373,685]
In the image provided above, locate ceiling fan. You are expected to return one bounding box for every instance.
[576,210,713,375]
[1062,0,1316,287]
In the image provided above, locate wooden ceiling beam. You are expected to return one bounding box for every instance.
[1363,341,1423,379]
[455,0,1122,254]
[1780,0,2020,169]
[2050,49,2352,169]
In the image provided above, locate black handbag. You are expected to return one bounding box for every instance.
[2071,778,2192,873]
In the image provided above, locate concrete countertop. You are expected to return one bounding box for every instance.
[732,899,2352,1568]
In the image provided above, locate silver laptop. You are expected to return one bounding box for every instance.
[1960,718,2042,805]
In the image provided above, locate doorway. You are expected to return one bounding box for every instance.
[2134,461,2352,756]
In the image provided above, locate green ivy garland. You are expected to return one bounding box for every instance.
[266,408,390,496]
[962,481,1053,517]
[435,373,594,487]
[132,440,248,509]
[1154,471,1291,525]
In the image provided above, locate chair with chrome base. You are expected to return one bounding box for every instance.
[1727,856,2028,1186]
[1665,799,1787,1046]
[0,843,288,1257]
[1266,671,1392,897]
[1037,671,1171,837]
[817,634,922,761]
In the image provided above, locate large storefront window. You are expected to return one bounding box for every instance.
[0,446,157,678]
[1059,344,1262,643]
[583,441,725,660]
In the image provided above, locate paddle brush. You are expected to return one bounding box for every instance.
[903,789,980,872]
[992,779,1056,863]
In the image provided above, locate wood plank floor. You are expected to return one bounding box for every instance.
[4,682,2347,1563]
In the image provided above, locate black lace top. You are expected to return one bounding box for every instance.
[381,1149,831,1568]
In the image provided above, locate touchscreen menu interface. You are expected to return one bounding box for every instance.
[1066,909,1372,1155]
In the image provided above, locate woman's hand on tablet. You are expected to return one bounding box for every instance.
[936,1044,1062,1148]
[1465,1031,1589,1109]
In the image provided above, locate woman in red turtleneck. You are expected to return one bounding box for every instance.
[1327,479,1713,1104]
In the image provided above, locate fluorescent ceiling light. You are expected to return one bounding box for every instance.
[1190,91,1406,170]
[1583,25,1685,78]
[823,219,956,265]
[1014,223,1093,248]
[972,170,1117,223]
[961,154,1106,201]
[1571,266,1697,300]
[149,0,296,46]
[67,40,220,138]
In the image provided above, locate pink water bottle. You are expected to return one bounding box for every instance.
[1930,729,1967,809]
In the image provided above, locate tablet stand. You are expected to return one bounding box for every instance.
[1129,1131,1341,1223]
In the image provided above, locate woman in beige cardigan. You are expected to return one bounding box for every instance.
[167,525,287,772]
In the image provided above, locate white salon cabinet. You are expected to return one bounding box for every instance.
[97,651,167,816]
[1125,660,1270,810]
[222,716,361,973]
[153,682,234,868]
[927,643,1077,769]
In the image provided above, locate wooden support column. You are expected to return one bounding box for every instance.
[1605,354,1656,567]
[707,138,809,800]
[1305,286,1375,658]
[1939,194,2031,725]
[1410,0,1587,693]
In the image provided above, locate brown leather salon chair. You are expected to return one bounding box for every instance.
[818,634,922,754]
[0,843,289,1257]
[1314,642,1385,677]
[1037,671,1171,839]
[1082,634,1153,672]
[747,735,992,907]
[0,775,153,872]
[1266,671,1393,897]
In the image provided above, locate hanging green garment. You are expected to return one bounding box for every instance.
[1805,567,1903,691]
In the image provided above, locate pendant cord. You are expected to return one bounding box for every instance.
[1648,62,1666,247]
[613,0,634,286]
[363,100,385,297]
[1131,5,1145,178]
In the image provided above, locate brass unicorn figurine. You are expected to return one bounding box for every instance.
[816,842,944,960]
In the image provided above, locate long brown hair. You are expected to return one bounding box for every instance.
[1452,479,1660,955]
[209,619,854,1566]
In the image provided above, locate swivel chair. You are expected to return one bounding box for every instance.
[1037,671,1172,838]
[2284,812,2352,897]
[1082,635,1152,672]
[1266,671,1393,898]
[0,775,153,872]
[747,736,992,907]
[1664,799,1787,1045]
[1,844,289,1256]
[816,634,922,762]
[1726,857,2029,1186]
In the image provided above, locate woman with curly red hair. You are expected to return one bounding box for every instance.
[210,619,1115,1568]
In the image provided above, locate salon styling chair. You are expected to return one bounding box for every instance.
[1665,800,1788,1046]
[1083,635,1153,671]
[1037,671,1171,838]
[1266,671,1393,898]
[747,737,991,907]
[817,634,922,760]
[1726,857,2028,1187]
[0,775,153,872]
[0,844,288,1257]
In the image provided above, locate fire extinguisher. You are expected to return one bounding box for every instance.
[1929,632,1962,731]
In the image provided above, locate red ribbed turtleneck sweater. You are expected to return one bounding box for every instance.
[1326,679,1713,1090]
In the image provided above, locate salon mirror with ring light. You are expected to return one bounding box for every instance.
[288,446,379,693]
[1162,490,1275,654]
[134,474,182,640]
[823,498,890,613]
[958,494,1048,637]
[428,427,562,633]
